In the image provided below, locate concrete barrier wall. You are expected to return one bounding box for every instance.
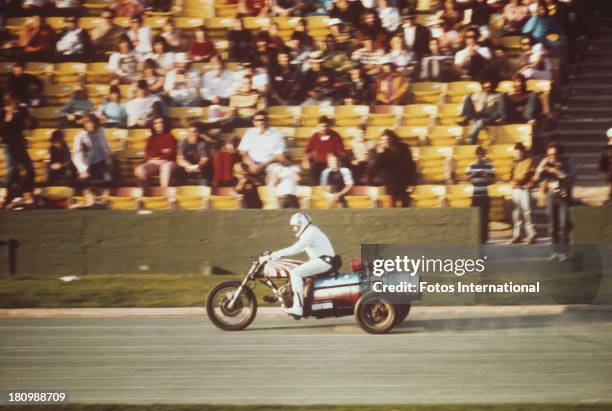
[572,206,612,244]
[0,209,480,276]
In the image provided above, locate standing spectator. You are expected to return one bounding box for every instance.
[500,73,541,124]
[509,142,536,244]
[144,36,175,74]
[96,85,127,128]
[237,110,285,184]
[453,27,491,79]
[126,80,165,128]
[55,15,91,61]
[135,116,178,188]
[503,0,530,34]
[189,26,217,62]
[228,18,253,62]
[466,146,496,243]
[0,92,35,210]
[401,12,431,59]
[320,153,354,207]
[108,35,140,84]
[126,13,152,56]
[599,128,612,207]
[176,122,211,185]
[517,35,553,81]
[6,61,43,107]
[267,151,301,208]
[90,9,125,58]
[303,116,345,185]
[59,83,95,127]
[461,79,503,144]
[372,129,416,207]
[18,14,56,61]
[347,124,375,184]
[47,129,75,186]
[163,53,202,106]
[72,114,113,189]
[200,57,238,106]
[533,142,575,261]
[375,59,409,105]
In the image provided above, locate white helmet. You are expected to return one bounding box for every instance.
[289,212,312,237]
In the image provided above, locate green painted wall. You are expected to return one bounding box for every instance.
[0,209,480,276]
[572,206,612,244]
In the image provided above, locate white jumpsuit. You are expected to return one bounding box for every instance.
[271,224,335,306]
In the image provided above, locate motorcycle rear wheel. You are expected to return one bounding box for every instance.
[354,291,397,334]
[207,281,257,331]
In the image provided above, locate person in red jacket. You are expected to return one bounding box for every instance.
[135,116,178,188]
[302,116,345,185]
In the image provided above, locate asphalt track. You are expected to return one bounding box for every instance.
[1,306,612,405]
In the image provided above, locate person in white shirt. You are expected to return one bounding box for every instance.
[126,80,165,127]
[267,151,301,208]
[517,36,553,80]
[377,0,401,32]
[234,63,269,94]
[142,36,175,74]
[200,57,238,106]
[266,212,339,317]
[72,114,113,187]
[127,13,152,56]
[109,34,140,84]
[237,111,285,179]
[163,53,201,106]
[453,27,491,78]
[56,15,91,59]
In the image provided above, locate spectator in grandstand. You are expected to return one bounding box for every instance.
[464,0,496,39]
[109,35,140,84]
[330,0,365,29]
[320,153,354,208]
[517,34,553,81]
[47,129,76,186]
[127,13,152,56]
[326,18,352,52]
[177,122,211,186]
[433,19,462,56]
[6,61,43,107]
[533,142,574,261]
[375,59,410,105]
[272,0,305,17]
[401,12,431,59]
[303,116,346,185]
[321,35,352,73]
[59,83,96,127]
[482,45,514,82]
[285,31,313,70]
[467,146,496,243]
[419,37,456,81]
[239,0,272,16]
[351,37,385,77]
[189,26,217,63]
[141,59,165,94]
[461,79,503,144]
[0,92,35,210]
[235,161,264,208]
[342,64,375,105]
[599,128,612,207]
[300,52,342,105]
[17,14,56,61]
[248,32,279,70]
[135,116,178,188]
[56,15,91,61]
[72,114,113,189]
[265,22,286,50]
[441,0,464,31]
[228,18,254,62]
[269,51,302,105]
[371,129,416,208]
[200,57,239,106]
[385,35,417,76]
[453,27,491,79]
[377,0,402,33]
[126,80,165,128]
[291,18,315,49]
[111,0,144,17]
[160,18,186,52]
[347,124,375,185]
[96,85,127,128]
[90,9,125,58]
[500,73,541,124]
[223,75,267,127]
[509,142,536,244]
[237,110,285,184]
[357,9,388,49]
[235,62,269,94]
[144,36,175,74]
[212,128,239,187]
[268,151,301,208]
[163,53,202,107]
[522,1,562,53]
[502,0,530,34]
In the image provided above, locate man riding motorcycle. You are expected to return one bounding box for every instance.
[264,212,340,317]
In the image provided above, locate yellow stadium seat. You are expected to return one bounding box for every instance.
[527,79,552,93]
[209,195,241,209]
[488,183,512,199]
[437,104,465,125]
[27,128,55,142]
[451,145,479,181]
[108,196,139,210]
[300,105,335,126]
[212,2,237,17]
[487,144,514,181]
[170,128,190,141]
[176,186,211,209]
[496,81,514,93]
[410,82,445,104]
[204,17,235,40]
[368,105,400,127]
[144,16,168,29]
[127,129,151,151]
[0,61,14,76]
[499,36,522,50]
[141,196,171,209]
[268,106,300,127]
[415,14,437,26]
[491,124,532,146]
[43,83,74,105]
[427,125,463,146]
[83,0,114,13]
[86,84,110,104]
[243,16,272,30]
[446,184,474,207]
[105,129,128,151]
[30,107,63,128]
[79,17,105,30]
[363,126,387,141]
[168,107,206,127]
[410,184,446,207]
[402,104,437,126]
[40,186,74,208]
[45,17,68,30]
[257,186,280,209]
[396,126,428,146]
[334,105,369,126]
[418,146,452,182]
[53,62,87,84]
[175,17,206,31]
[488,183,511,222]
[25,61,53,76]
[445,81,482,104]
[305,15,330,39]
[344,195,375,208]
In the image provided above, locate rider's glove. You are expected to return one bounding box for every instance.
[259,254,271,264]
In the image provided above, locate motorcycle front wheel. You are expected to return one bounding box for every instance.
[206,281,258,331]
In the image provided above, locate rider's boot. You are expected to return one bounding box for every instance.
[281,304,303,317]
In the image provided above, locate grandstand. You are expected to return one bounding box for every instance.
[0,0,609,241]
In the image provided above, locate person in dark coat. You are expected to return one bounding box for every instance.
[372,129,417,207]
